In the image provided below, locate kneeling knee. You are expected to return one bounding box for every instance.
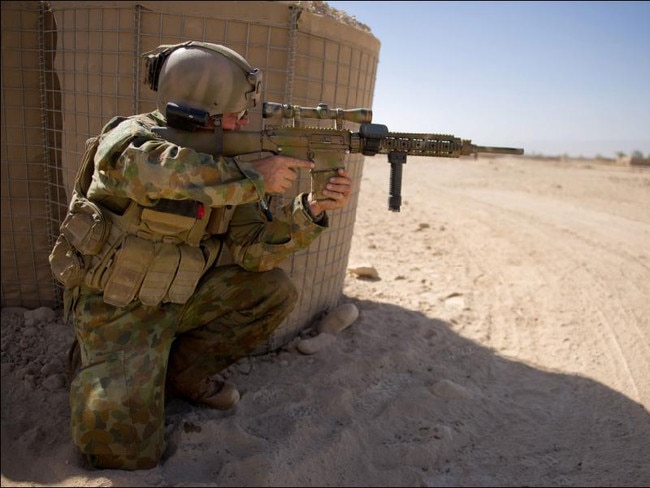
[264,268,298,306]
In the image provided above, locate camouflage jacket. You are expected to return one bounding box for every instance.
[87,111,328,272]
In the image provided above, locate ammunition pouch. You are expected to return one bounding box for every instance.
[50,136,102,289]
[51,193,227,308]
[49,132,233,309]
[49,234,87,288]
[88,200,223,308]
[101,233,220,308]
[61,198,111,255]
[51,198,111,290]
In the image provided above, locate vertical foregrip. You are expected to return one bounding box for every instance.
[388,151,407,212]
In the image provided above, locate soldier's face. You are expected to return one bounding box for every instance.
[222,110,249,131]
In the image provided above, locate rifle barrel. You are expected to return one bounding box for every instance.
[474,145,525,155]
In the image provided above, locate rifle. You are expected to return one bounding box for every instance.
[153,102,524,212]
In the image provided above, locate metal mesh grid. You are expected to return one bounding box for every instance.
[1,1,64,308]
[1,0,379,350]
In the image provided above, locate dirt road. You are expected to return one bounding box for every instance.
[342,155,650,484]
[348,155,650,406]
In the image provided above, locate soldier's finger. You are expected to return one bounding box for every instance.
[284,158,315,170]
[327,177,352,186]
[323,187,345,199]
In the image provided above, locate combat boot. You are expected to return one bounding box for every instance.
[167,375,240,410]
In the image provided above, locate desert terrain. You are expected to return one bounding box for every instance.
[2,154,649,486]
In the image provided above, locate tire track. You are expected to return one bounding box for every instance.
[399,157,650,406]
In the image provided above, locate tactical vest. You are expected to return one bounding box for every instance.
[49,134,235,310]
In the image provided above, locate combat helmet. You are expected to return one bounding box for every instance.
[144,41,262,116]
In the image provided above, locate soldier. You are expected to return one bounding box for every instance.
[50,41,352,470]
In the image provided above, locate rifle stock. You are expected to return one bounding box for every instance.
[153,102,524,211]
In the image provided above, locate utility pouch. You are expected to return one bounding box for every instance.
[49,234,86,287]
[140,203,210,246]
[61,198,111,256]
[138,243,180,306]
[140,208,196,236]
[83,213,128,292]
[103,235,154,307]
[166,245,205,304]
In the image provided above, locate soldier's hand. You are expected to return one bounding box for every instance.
[307,168,353,216]
[251,156,314,194]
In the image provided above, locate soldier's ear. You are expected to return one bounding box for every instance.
[143,49,171,92]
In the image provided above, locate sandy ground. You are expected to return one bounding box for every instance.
[2,155,649,487]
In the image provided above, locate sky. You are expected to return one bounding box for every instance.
[326,1,650,159]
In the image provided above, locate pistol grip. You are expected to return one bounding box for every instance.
[311,168,341,201]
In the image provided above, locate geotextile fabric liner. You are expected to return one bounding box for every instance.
[1,0,380,351]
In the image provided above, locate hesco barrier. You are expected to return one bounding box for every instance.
[1,1,380,351]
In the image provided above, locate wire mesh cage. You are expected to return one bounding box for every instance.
[1,0,380,351]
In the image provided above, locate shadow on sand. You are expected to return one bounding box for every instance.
[2,297,649,486]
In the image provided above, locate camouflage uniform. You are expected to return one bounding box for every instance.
[66,111,328,470]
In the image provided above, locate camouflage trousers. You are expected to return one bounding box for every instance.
[69,264,298,470]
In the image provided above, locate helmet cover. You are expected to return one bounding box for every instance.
[145,41,262,116]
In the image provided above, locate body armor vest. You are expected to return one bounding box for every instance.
[49,134,234,309]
